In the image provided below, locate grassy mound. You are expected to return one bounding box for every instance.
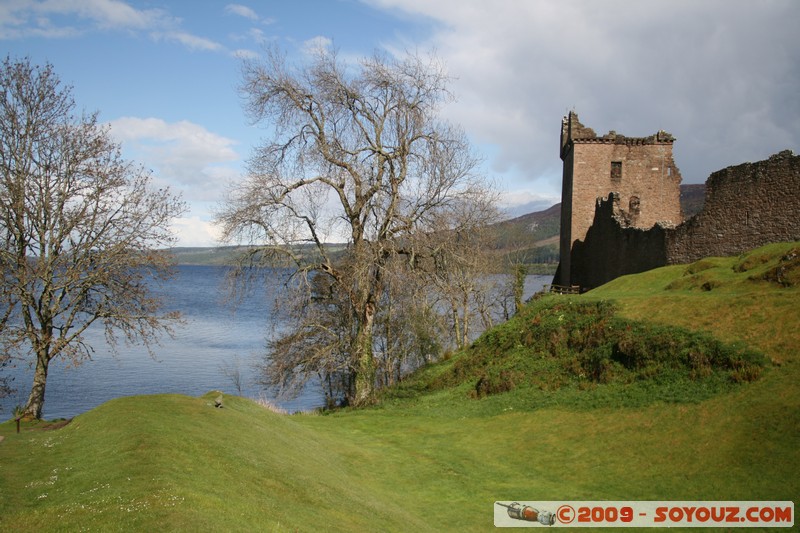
[0,393,431,531]
[588,241,800,366]
[1,242,798,531]
[421,299,765,402]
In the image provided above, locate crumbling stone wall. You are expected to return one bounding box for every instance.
[556,112,682,286]
[569,193,668,289]
[667,150,800,264]
[568,150,800,289]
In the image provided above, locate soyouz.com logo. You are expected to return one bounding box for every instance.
[493,501,794,528]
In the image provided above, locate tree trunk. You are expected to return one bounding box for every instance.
[513,263,528,315]
[23,350,49,420]
[352,302,376,406]
[461,294,470,349]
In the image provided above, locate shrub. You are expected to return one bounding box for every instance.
[757,249,800,287]
[730,364,762,383]
[686,259,719,274]
[421,299,767,399]
[472,369,519,398]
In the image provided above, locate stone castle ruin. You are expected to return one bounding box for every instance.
[555,112,800,290]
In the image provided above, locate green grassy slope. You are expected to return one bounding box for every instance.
[1,242,797,531]
[0,393,433,531]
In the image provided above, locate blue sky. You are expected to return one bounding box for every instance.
[2,0,798,246]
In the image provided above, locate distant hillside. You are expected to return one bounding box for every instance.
[487,203,561,270]
[494,202,561,246]
[489,184,706,268]
[171,185,705,268]
[169,246,252,266]
[169,243,349,266]
[680,183,706,218]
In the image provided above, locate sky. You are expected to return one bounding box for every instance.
[2,0,798,247]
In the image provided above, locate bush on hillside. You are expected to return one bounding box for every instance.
[431,300,766,398]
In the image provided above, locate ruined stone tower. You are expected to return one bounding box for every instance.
[555,112,683,287]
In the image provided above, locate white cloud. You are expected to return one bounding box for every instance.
[155,31,223,52]
[108,118,242,247]
[224,3,275,27]
[171,216,223,248]
[499,190,560,219]
[302,35,333,56]
[108,117,241,201]
[35,0,167,30]
[0,0,223,52]
[224,7,276,56]
[247,27,266,42]
[225,4,259,21]
[232,48,260,60]
[364,0,800,195]
[500,189,559,209]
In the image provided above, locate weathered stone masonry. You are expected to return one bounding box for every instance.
[666,150,800,264]
[569,193,670,290]
[566,149,800,290]
[556,112,682,286]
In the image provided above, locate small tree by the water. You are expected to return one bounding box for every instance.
[0,57,186,419]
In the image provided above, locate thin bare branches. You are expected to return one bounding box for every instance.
[220,47,497,405]
[0,57,187,419]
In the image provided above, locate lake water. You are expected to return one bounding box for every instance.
[0,266,551,420]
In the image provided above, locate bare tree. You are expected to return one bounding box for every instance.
[0,356,11,408]
[258,270,359,407]
[219,355,245,395]
[373,255,444,389]
[414,198,504,351]
[218,47,495,405]
[0,57,186,419]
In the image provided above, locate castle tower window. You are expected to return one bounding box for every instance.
[611,161,622,181]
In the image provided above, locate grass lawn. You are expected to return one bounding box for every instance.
[1,242,798,531]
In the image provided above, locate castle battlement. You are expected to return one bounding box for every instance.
[561,112,674,159]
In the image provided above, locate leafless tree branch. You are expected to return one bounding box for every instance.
[218,47,498,406]
[0,57,187,419]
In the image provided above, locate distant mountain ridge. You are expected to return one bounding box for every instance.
[498,183,706,237]
[169,246,252,266]
[679,183,706,219]
[171,184,706,267]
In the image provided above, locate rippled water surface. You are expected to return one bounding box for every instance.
[1,265,324,419]
[1,266,551,419]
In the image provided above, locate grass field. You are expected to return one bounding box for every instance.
[1,242,798,531]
